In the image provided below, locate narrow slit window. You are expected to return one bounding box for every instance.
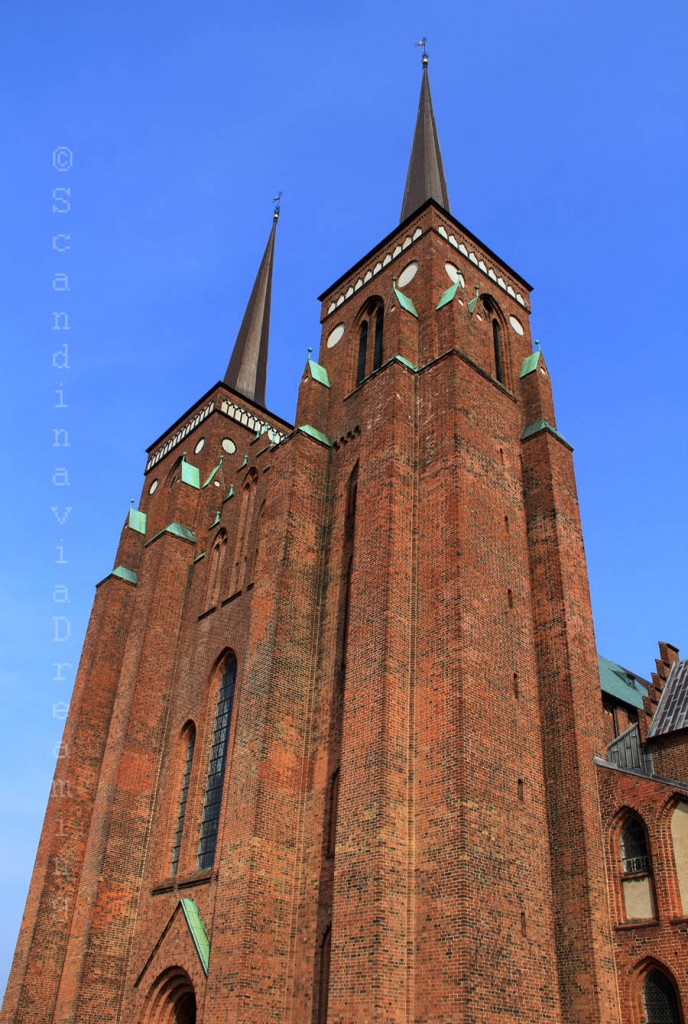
[372,308,384,371]
[493,319,503,383]
[327,768,340,858]
[357,321,368,385]
[197,656,237,870]
[170,724,195,877]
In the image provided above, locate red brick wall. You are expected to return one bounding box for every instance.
[598,763,688,1022]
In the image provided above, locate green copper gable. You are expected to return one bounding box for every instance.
[519,351,541,378]
[307,359,331,388]
[180,898,210,975]
[436,277,462,311]
[128,508,147,534]
[392,279,419,318]
[181,458,200,489]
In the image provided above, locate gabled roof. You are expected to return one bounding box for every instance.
[598,654,649,710]
[648,659,688,738]
[400,58,450,222]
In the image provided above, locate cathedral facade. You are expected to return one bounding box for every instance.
[3,60,688,1024]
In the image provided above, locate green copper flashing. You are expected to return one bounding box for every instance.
[146,522,197,546]
[241,455,248,469]
[297,425,332,447]
[203,458,223,489]
[112,566,138,585]
[520,419,571,448]
[180,898,210,975]
[394,354,419,371]
[307,359,331,388]
[128,507,147,535]
[392,278,419,318]
[519,351,541,378]
[180,456,200,489]
[467,284,480,315]
[210,510,221,528]
[436,277,462,311]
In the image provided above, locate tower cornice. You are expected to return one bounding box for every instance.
[318,199,532,317]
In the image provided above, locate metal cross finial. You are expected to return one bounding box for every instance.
[273,191,283,220]
[415,37,428,64]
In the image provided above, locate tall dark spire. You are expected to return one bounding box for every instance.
[224,209,279,407]
[400,54,450,222]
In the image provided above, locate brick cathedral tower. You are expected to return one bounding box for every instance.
[5,56,688,1024]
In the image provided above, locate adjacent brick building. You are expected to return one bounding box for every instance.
[3,57,687,1024]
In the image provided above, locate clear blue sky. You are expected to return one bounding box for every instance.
[2,0,686,995]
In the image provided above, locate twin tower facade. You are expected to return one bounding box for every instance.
[4,61,688,1024]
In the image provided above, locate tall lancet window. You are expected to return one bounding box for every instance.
[492,319,503,383]
[197,655,237,870]
[170,723,195,876]
[356,321,368,385]
[206,529,227,608]
[372,306,384,371]
[231,471,258,592]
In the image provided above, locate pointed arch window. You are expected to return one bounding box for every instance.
[355,298,385,385]
[356,321,368,385]
[620,814,656,921]
[231,472,258,592]
[206,530,227,608]
[373,306,384,371]
[170,723,195,877]
[197,655,237,870]
[643,968,682,1023]
[492,319,503,383]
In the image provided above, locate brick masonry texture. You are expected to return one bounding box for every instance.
[3,199,687,1024]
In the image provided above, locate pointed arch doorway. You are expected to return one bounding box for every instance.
[142,966,197,1024]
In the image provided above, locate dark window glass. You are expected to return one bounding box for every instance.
[644,969,681,1023]
[621,817,650,874]
[356,321,368,385]
[373,308,384,371]
[197,658,237,870]
[171,725,195,876]
[493,319,503,383]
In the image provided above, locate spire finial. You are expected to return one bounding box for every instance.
[272,191,283,221]
[415,37,428,66]
[400,45,450,222]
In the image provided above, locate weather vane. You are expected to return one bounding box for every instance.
[415,37,428,64]
[273,191,283,219]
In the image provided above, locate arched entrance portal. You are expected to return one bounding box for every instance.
[142,966,197,1024]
